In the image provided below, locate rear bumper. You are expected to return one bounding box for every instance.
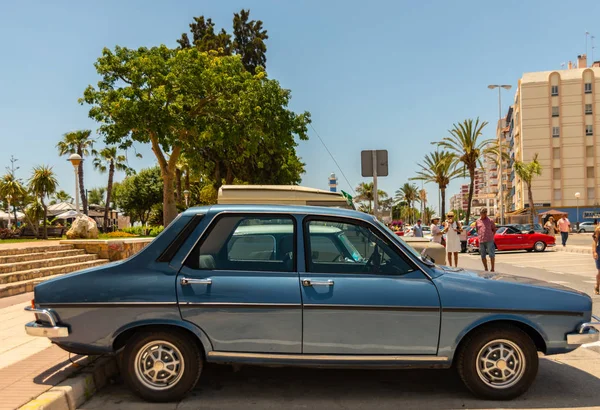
[24,307,69,338]
[567,315,600,345]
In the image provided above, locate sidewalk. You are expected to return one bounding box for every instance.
[0,292,87,409]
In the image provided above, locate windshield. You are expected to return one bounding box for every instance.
[374,217,426,262]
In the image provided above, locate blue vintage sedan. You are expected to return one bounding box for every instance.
[25,205,599,402]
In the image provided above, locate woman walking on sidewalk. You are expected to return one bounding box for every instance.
[592,225,600,295]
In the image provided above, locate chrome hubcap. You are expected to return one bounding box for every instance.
[134,341,185,390]
[476,339,526,389]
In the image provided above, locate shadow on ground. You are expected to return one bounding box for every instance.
[81,357,600,409]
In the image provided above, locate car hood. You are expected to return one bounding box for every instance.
[434,265,585,296]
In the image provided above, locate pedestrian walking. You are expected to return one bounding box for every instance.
[593,225,600,295]
[413,219,424,237]
[430,216,443,244]
[544,216,557,237]
[443,212,462,267]
[475,208,497,272]
[557,215,571,247]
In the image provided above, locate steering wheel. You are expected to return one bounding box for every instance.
[363,245,380,273]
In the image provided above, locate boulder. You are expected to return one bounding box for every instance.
[66,215,99,239]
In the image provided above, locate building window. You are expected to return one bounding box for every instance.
[553,147,560,159]
[588,187,596,199]
[551,85,559,96]
[587,146,594,157]
[552,106,559,117]
[586,125,594,136]
[585,82,592,94]
[553,168,561,179]
[587,166,595,178]
[552,127,560,137]
[553,189,562,201]
[585,104,593,114]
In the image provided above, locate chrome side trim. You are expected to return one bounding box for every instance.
[442,307,584,317]
[304,304,439,312]
[37,302,178,308]
[207,351,449,362]
[181,302,300,309]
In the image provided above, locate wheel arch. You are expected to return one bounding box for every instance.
[452,318,548,361]
[112,319,213,355]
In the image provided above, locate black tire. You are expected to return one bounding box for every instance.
[579,229,585,233]
[456,325,538,400]
[533,241,546,252]
[122,330,202,402]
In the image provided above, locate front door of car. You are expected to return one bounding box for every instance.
[176,214,302,354]
[493,227,512,250]
[300,217,441,355]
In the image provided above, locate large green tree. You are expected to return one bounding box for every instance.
[354,182,388,214]
[28,165,58,239]
[434,119,490,225]
[112,167,163,226]
[514,153,542,225]
[57,130,95,215]
[94,146,131,231]
[410,151,463,219]
[82,46,309,225]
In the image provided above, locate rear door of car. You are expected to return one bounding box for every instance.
[176,213,303,353]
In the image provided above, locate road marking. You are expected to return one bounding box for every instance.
[549,281,570,284]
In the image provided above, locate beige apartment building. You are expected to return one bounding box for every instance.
[507,54,600,219]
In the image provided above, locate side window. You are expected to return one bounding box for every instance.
[306,219,415,275]
[186,215,295,272]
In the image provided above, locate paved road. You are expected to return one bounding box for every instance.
[558,232,595,247]
[81,249,600,409]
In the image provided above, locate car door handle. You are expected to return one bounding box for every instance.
[302,279,334,287]
[180,277,212,286]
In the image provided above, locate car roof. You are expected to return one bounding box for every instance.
[181,204,375,222]
[233,224,341,235]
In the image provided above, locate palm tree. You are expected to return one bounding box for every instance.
[410,151,463,220]
[355,182,387,214]
[93,147,130,231]
[0,173,27,225]
[57,130,95,215]
[423,206,435,224]
[51,190,72,204]
[28,165,58,239]
[434,118,490,224]
[395,183,419,224]
[514,153,542,225]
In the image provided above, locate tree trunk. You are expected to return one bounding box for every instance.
[225,164,234,185]
[527,182,535,225]
[149,136,181,227]
[77,147,88,215]
[103,161,114,232]
[465,168,475,226]
[41,198,48,240]
[175,168,182,204]
[440,187,446,221]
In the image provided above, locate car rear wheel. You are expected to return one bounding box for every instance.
[456,325,538,400]
[533,241,546,252]
[579,229,585,233]
[122,330,202,402]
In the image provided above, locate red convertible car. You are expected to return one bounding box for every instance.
[468,225,556,253]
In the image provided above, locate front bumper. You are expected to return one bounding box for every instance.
[24,307,69,338]
[567,315,600,345]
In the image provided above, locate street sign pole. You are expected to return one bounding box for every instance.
[372,150,378,217]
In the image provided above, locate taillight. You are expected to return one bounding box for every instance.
[30,299,35,309]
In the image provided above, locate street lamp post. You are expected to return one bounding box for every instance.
[575,192,581,231]
[183,190,190,208]
[488,84,512,226]
[68,154,83,216]
[6,195,12,229]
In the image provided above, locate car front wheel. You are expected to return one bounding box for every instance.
[457,325,538,400]
[122,330,202,402]
[533,241,546,252]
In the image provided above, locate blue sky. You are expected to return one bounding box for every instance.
[1,0,598,212]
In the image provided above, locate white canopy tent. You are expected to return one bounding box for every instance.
[54,210,79,219]
[0,210,25,221]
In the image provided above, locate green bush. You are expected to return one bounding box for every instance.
[149,226,164,237]
[121,226,144,235]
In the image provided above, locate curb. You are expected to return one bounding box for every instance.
[554,246,593,255]
[18,356,119,410]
